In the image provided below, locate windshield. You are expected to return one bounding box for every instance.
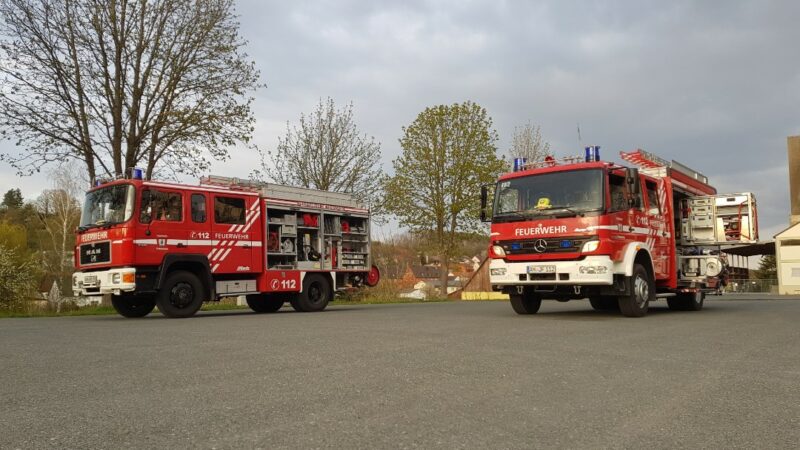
[80,184,135,228]
[493,169,604,220]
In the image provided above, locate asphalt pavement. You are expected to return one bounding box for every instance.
[1,297,798,449]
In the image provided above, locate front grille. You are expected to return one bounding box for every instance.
[497,236,593,255]
[80,241,111,265]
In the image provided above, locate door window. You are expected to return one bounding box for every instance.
[645,181,660,215]
[191,194,207,223]
[214,196,246,225]
[608,175,628,212]
[140,189,183,223]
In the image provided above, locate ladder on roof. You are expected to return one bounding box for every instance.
[199,175,365,210]
[620,149,709,184]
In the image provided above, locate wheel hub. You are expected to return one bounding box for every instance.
[170,282,194,308]
[634,276,648,308]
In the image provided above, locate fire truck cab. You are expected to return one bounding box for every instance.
[72,175,379,318]
[482,149,757,317]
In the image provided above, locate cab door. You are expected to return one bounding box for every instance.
[137,187,190,265]
[643,179,671,280]
[209,194,260,274]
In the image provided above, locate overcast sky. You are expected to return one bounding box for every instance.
[1,0,797,238]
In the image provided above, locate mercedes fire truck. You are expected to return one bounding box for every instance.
[482,149,757,317]
[73,175,379,318]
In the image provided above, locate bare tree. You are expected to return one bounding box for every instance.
[0,0,262,183]
[509,122,551,163]
[255,98,385,214]
[35,163,82,302]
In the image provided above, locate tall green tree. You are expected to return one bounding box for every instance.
[0,0,262,182]
[1,188,23,209]
[384,101,506,294]
[754,254,777,280]
[255,98,385,214]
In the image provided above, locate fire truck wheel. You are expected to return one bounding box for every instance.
[246,294,284,313]
[618,264,652,317]
[291,274,331,312]
[667,291,705,311]
[156,271,205,318]
[111,294,156,318]
[589,296,618,311]
[509,293,542,315]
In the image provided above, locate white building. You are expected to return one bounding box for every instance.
[776,223,800,294]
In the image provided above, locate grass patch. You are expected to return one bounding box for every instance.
[0,305,117,318]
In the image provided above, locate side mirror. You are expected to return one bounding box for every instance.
[480,185,491,222]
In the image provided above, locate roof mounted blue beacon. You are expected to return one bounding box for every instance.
[132,167,144,180]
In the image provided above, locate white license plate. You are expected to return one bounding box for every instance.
[527,265,556,274]
[84,275,97,285]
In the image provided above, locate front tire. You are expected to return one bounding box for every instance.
[156,271,205,318]
[618,263,653,317]
[111,294,156,318]
[589,296,618,311]
[290,274,331,312]
[246,294,284,313]
[510,292,542,315]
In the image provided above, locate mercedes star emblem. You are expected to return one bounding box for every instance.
[533,239,548,253]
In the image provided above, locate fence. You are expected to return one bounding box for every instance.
[722,279,777,294]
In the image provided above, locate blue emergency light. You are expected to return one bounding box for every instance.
[584,146,601,162]
[560,240,572,248]
[132,167,144,180]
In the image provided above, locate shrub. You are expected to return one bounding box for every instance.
[0,244,38,311]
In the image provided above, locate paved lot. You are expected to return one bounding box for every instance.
[2,298,799,449]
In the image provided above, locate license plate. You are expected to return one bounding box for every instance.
[84,275,97,285]
[527,265,556,274]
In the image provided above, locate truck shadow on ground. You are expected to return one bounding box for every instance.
[527,303,725,321]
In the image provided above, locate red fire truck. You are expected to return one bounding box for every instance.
[481,149,757,317]
[72,175,379,318]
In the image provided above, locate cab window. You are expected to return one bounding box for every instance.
[214,196,246,224]
[645,181,660,215]
[608,175,628,212]
[191,194,207,223]
[140,190,182,223]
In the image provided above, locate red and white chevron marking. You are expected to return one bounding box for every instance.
[211,200,262,272]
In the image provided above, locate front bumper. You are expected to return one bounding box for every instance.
[73,268,136,296]
[489,256,615,286]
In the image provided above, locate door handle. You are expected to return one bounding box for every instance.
[243,244,251,249]
[177,243,186,248]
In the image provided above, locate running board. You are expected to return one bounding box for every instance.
[655,293,676,298]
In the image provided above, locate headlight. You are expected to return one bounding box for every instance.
[579,265,608,274]
[581,240,600,253]
[491,245,506,257]
[490,268,507,276]
[112,273,121,284]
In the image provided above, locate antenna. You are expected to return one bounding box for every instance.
[576,123,582,145]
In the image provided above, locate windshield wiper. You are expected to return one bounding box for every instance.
[544,205,584,217]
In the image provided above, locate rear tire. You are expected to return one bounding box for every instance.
[618,263,652,317]
[156,271,205,318]
[589,296,618,311]
[246,294,284,313]
[111,294,156,318]
[290,274,331,312]
[510,292,542,315]
[667,291,705,311]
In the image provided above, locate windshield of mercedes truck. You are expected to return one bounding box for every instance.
[493,169,604,221]
[80,184,135,229]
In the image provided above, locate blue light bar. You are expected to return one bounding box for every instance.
[132,167,144,180]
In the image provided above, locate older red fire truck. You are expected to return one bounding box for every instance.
[482,149,757,317]
[72,174,379,318]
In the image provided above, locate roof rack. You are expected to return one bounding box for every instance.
[199,175,364,209]
[620,149,708,184]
